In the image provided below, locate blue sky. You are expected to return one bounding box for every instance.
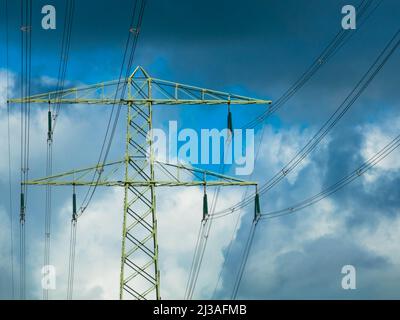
[0,0,400,299]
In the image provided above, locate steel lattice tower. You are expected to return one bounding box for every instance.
[9,66,271,300]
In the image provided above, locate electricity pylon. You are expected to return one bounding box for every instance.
[9,66,271,300]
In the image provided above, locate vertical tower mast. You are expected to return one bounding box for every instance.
[120,68,160,300]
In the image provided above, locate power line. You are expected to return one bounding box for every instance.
[260,133,400,219]
[210,0,383,298]
[184,219,208,299]
[210,26,400,219]
[67,218,77,300]
[230,132,400,298]
[19,0,33,300]
[185,133,234,299]
[212,0,381,219]
[212,115,272,298]
[5,0,15,300]
[43,0,76,301]
[243,0,376,130]
[211,172,255,299]
[231,219,258,299]
[243,0,383,207]
[212,17,398,299]
[67,186,78,300]
[186,179,225,299]
[226,30,400,294]
[78,0,147,215]
[53,0,76,124]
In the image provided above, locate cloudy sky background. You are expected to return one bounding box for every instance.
[0,0,400,299]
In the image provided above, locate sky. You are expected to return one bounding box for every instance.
[0,0,400,299]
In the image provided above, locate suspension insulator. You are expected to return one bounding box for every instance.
[72,192,77,221]
[47,110,52,141]
[254,193,261,220]
[20,192,25,221]
[227,110,233,134]
[203,193,209,220]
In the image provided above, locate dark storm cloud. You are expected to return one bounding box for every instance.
[3,0,344,42]
[318,126,400,228]
[4,0,400,103]
[334,172,400,229]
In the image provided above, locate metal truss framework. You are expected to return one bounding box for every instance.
[9,66,271,300]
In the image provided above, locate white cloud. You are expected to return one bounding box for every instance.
[0,205,16,298]
[0,69,15,106]
[0,206,12,268]
[356,214,400,266]
[35,75,72,88]
[257,125,318,185]
[359,117,400,183]
[29,188,124,300]
[295,198,342,242]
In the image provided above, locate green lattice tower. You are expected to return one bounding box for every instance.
[9,66,271,300]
